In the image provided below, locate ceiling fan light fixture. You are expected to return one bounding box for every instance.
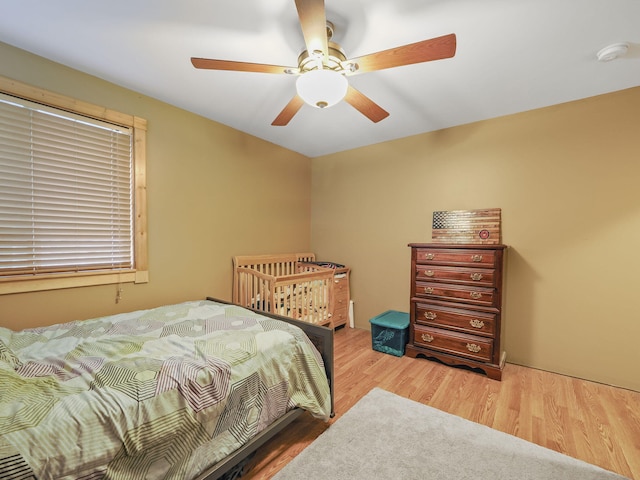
[296,69,348,108]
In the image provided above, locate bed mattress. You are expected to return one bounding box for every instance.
[0,300,331,479]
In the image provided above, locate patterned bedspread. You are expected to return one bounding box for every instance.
[0,300,331,479]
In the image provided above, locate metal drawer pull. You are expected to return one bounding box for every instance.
[421,333,434,343]
[469,291,482,299]
[470,273,483,281]
[466,343,482,353]
[424,270,435,277]
[424,311,437,320]
[424,253,435,260]
[424,287,434,294]
[471,255,483,262]
[470,319,485,329]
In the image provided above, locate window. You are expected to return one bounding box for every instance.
[0,76,148,294]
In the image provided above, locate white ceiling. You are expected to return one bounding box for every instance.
[1,0,638,157]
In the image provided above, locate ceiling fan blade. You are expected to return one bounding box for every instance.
[272,95,305,126]
[294,0,329,59]
[191,57,295,74]
[347,33,456,75]
[344,85,389,123]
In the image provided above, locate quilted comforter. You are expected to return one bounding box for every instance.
[0,300,331,479]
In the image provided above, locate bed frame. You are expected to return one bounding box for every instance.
[197,297,335,480]
[233,253,335,327]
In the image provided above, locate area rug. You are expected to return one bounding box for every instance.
[272,387,628,480]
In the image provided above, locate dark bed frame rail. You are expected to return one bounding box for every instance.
[197,297,335,480]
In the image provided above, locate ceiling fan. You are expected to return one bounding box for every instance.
[191,0,456,126]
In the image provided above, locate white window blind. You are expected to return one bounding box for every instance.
[0,93,135,277]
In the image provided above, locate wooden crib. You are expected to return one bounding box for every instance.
[233,253,335,327]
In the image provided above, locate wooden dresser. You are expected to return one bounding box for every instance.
[407,243,507,380]
[331,267,351,329]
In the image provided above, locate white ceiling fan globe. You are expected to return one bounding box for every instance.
[296,69,348,108]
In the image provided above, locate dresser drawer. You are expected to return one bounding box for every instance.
[333,274,349,291]
[415,264,495,287]
[333,275,349,305]
[414,302,496,337]
[415,281,496,307]
[332,305,349,327]
[415,248,497,268]
[413,324,493,362]
[333,292,349,311]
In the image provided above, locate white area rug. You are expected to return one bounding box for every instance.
[273,387,628,480]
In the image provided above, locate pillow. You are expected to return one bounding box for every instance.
[0,326,21,369]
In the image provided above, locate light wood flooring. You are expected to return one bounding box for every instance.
[244,327,640,479]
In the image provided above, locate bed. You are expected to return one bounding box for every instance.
[233,253,334,327]
[0,297,334,480]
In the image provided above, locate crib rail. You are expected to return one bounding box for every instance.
[232,253,316,303]
[234,264,334,326]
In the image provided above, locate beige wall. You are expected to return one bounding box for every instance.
[311,86,640,391]
[2,41,639,392]
[0,42,312,328]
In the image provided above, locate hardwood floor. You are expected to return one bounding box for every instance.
[244,327,640,479]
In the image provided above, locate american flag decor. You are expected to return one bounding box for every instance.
[432,208,501,244]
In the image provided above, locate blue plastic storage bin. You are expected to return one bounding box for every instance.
[369,310,410,357]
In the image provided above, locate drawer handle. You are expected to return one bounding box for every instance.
[424,253,435,260]
[424,270,435,277]
[424,287,434,294]
[471,255,483,262]
[470,273,483,281]
[424,311,437,320]
[469,291,482,299]
[466,343,482,353]
[421,333,434,343]
[470,319,485,329]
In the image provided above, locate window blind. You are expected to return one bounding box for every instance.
[0,93,134,277]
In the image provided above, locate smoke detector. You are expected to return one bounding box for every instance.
[596,43,629,62]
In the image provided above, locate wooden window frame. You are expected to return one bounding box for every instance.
[0,76,148,294]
